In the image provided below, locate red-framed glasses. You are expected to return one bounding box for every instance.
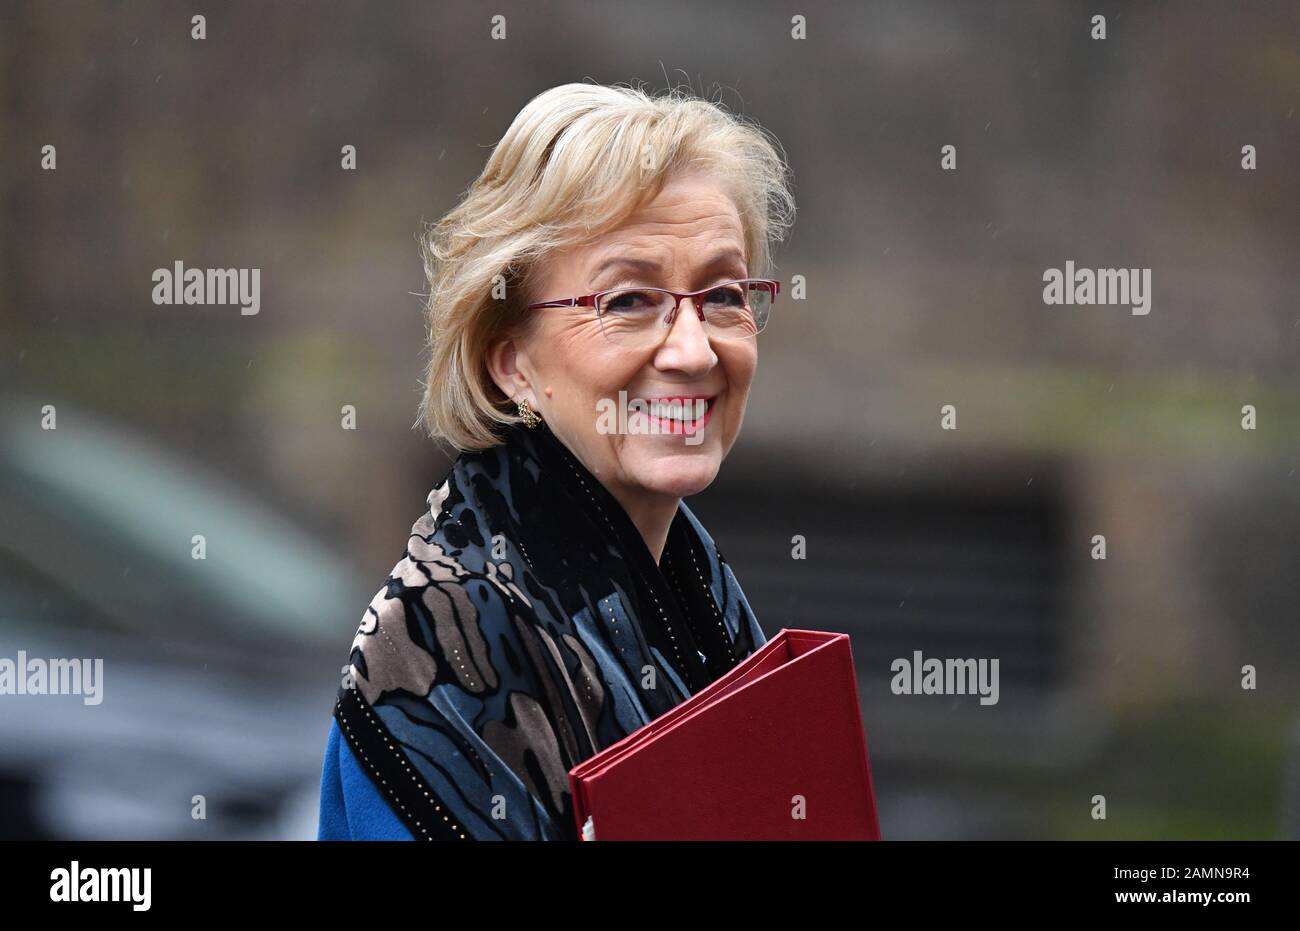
[526,278,780,348]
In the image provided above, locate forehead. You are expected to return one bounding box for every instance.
[599,176,744,259]
[598,173,744,249]
[536,173,748,294]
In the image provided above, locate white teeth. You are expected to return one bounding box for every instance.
[645,399,707,420]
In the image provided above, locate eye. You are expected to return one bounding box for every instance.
[703,284,746,307]
[601,289,662,314]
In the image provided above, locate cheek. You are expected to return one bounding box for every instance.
[535,320,617,397]
[721,344,758,399]
[535,327,647,435]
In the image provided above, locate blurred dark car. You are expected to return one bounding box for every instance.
[0,398,369,839]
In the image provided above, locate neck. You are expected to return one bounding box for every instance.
[612,490,680,565]
[524,422,680,564]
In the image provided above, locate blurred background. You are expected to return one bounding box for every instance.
[1,0,1297,840]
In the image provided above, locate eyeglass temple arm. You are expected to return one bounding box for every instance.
[527,296,598,310]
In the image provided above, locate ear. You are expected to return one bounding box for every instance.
[485,335,536,405]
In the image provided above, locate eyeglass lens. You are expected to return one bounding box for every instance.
[595,281,772,345]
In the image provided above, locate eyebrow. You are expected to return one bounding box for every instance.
[589,249,747,289]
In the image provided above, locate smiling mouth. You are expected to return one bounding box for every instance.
[633,395,715,435]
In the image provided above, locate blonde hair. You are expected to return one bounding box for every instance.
[416,81,796,450]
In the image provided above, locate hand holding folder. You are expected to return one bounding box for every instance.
[569,629,881,840]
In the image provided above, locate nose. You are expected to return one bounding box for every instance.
[656,296,717,373]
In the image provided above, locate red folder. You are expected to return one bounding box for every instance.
[568,629,881,840]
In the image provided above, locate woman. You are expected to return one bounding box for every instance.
[317,82,795,841]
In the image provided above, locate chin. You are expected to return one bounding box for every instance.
[628,445,723,499]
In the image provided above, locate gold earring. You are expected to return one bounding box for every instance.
[517,397,542,428]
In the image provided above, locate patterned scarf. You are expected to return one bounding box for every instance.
[333,419,767,840]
